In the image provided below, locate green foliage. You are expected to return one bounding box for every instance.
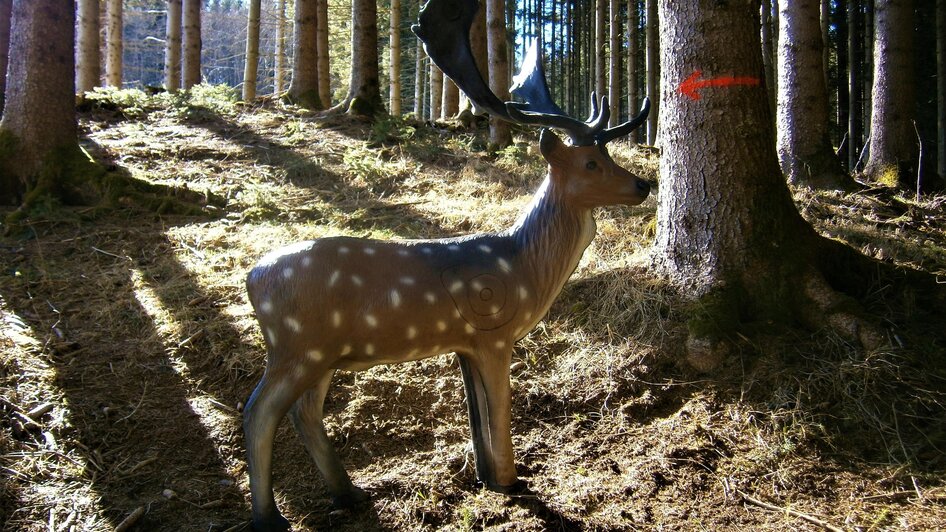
[167,84,240,119]
[79,87,156,118]
[368,115,417,145]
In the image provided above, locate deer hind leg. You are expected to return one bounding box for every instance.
[243,363,317,531]
[289,369,369,508]
[458,348,521,492]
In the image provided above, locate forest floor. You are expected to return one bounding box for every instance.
[1,86,946,531]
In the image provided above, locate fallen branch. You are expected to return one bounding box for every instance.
[738,491,844,532]
[114,506,145,532]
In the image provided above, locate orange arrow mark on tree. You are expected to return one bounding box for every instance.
[678,70,761,100]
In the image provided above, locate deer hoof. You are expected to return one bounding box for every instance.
[251,512,291,532]
[331,486,370,508]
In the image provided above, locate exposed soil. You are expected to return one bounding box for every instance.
[1,90,945,531]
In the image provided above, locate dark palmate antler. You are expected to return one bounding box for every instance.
[412,0,649,147]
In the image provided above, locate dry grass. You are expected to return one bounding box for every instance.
[1,87,945,530]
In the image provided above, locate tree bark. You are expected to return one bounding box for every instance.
[486,0,511,146]
[242,0,262,101]
[76,0,101,94]
[429,63,443,120]
[316,0,330,107]
[288,0,320,109]
[0,0,78,204]
[761,0,776,122]
[627,0,639,141]
[414,33,426,119]
[105,0,123,87]
[182,0,202,88]
[274,0,287,93]
[165,0,182,92]
[442,79,459,119]
[776,0,850,189]
[389,0,402,116]
[339,0,383,116]
[595,0,607,101]
[864,0,917,188]
[654,0,883,371]
[0,0,8,114]
[644,0,659,144]
[609,0,621,125]
[847,0,863,170]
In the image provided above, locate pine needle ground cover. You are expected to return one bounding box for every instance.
[1,89,945,530]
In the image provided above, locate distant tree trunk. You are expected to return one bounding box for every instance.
[486,0,511,146]
[288,0,320,108]
[182,0,202,88]
[645,0,658,144]
[389,0,402,115]
[76,0,101,94]
[835,0,849,167]
[429,63,443,120]
[595,0,606,100]
[338,0,383,116]
[863,1,873,142]
[821,0,830,88]
[864,0,917,188]
[467,1,488,102]
[165,0,182,92]
[105,0,123,87]
[243,0,262,101]
[847,0,863,170]
[627,0,639,142]
[442,80,459,119]
[609,0,621,125]
[0,0,9,114]
[316,0,330,107]
[274,0,287,93]
[655,0,884,371]
[0,0,79,205]
[776,0,850,189]
[414,36,426,119]
[761,0,776,121]
[938,0,946,178]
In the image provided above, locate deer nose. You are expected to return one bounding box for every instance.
[636,179,651,194]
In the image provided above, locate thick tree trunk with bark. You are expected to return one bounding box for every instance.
[182,0,202,88]
[414,35,426,119]
[654,0,884,371]
[243,0,262,101]
[105,0,123,87]
[274,0,287,93]
[595,0,607,101]
[0,0,8,114]
[609,0,621,126]
[429,64,443,120]
[316,0,330,107]
[288,0,320,109]
[165,0,182,92]
[442,79,459,119]
[644,0,659,144]
[486,0,511,146]
[76,0,101,94]
[761,0,776,122]
[0,0,79,205]
[627,0,639,141]
[864,0,918,188]
[338,0,383,116]
[847,0,863,171]
[776,0,851,189]
[389,0,402,116]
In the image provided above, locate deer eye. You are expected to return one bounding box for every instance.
[585,161,598,171]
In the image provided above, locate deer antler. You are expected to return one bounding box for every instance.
[413,0,649,147]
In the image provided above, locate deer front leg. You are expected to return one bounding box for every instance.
[288,369,369,508]
[457,347,521,492]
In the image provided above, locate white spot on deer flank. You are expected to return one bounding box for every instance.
[400,276,416,285]
[259,300,274,314]
[437,321,447,332]
[465,323,475,335]
[490,305,500,314]
[449,281,464,293]
[284,316,302,333]
[448,244,460,251]
[497,258,512,272]
[390,289,402,308]
[406,326,418,339]
[425,292,437,304]
[518,285,529,299]
[365,343,375,355]
[422,247,433,255]
[351,275,364,286]
[301,256,313,268]
[338,246,350,254]
[332,311,342,328]
[453,309,461,319]
[306,349,323,362]
[282,267,295,279]
[265,327,278,346]
[340,344,352,356]
[365,314,379,328]
[478,244,493,254]
[364,247,376,255]
[495,341,507,349]
[327,270,341,287]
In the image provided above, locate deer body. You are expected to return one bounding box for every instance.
[243,131,649,530]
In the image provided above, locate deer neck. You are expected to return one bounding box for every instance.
[504,174,597,308]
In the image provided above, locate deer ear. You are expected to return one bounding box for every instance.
[539,129,565,162]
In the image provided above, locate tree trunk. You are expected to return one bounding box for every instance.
[76,0,101,94]
[105,0,123,87]
[389,0,402,116]
[165,0,182,92]
[609,0,621,125]
[938,0,946,179]
[864,0,917,188]
[340,0,383,116]
[182,0,202,88]
[0,0,79,205]
[595,0,606,101]
[627,0,639,141]
[0,0,8,114]
[835,0,850,167]
[288,0,320,109]
[776,0,850,189]
[847,0,863,170]
[242,0,262,101]
[644,0,658,144]
[414,34,426,119]
[316,0,330,107]
[429,63,443,120]
[274,0,287,93]
[442,79,459,119]
[486,0,511,146]
[761,0,776,122]
[654,0,883,371]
